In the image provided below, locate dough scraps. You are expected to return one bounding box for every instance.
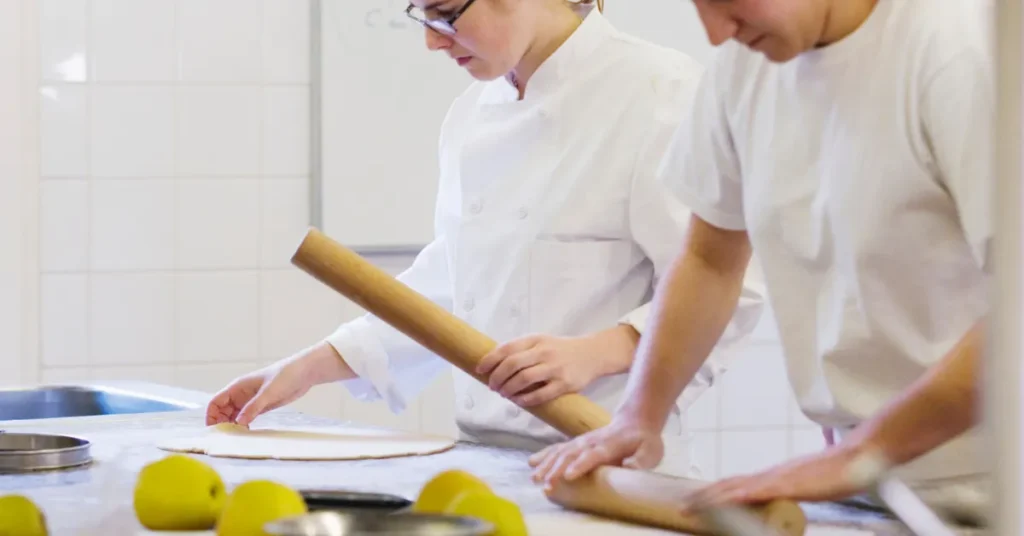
[156,423,456,461]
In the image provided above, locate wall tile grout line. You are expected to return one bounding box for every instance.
[38,175,308,181]
[256,0,268,385]
[42,267,286,275]
[40,81,309,88]
[84,0,94,374]
[714,363,724,478]
[170,0,181,369]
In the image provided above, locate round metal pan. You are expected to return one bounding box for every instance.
[299,489,413,514]
[0,432,92,473]
[265,511,492,536]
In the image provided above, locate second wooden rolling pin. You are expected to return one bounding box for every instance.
[290,228,808,535]
[546,466,807,536]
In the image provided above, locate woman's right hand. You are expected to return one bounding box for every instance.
[205,342,354,426]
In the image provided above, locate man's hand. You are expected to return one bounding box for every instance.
[527,418,664,486]
[679,444,866,512]
[681,320,985,512]
[475,325,639,407]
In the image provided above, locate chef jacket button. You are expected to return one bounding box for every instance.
[469,200,483,214]
[507,406,522,418]
[464,296,475,311]
[517,207,528,219]
[509,304,521,318]
[465,395,474,409]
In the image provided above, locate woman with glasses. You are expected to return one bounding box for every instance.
[205,0,765,478]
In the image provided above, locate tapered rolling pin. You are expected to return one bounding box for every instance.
[290,227,611,437]
[546,466,808,536]
[291,228,807,535]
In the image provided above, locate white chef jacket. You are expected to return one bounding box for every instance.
[325,8,765,476]
[662,0,991,510]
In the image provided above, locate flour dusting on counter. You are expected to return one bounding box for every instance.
[0,410,981,535]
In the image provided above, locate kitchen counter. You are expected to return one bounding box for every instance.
[0,382,978,535]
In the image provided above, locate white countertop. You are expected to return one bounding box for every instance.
[0,382,968,535]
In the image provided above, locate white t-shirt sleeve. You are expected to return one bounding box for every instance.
[621,59,766,412]
[660,55,747,231]
[920,44,994,272]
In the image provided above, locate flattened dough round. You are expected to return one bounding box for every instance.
[157,423,456,461]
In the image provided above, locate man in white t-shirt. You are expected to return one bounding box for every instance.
[528,0,992,522]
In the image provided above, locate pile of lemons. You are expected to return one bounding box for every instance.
[412,469,528,536]
[0,495,48,536]
[133,454,307,535]
[0,457,524,536]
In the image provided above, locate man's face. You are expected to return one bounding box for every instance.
[692,0,830,62]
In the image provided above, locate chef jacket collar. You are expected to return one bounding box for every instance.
[485,5,612,104]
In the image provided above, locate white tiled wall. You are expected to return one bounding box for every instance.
[31,0,824,481]
[685,305,824,481]
[34,0,353,420]
[1,0,38,388]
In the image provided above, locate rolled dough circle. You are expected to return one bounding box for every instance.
[157,423,456,461]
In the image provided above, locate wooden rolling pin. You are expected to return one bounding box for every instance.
[291,228,807,535]
[290,227,611,437]
[546,466,808,536]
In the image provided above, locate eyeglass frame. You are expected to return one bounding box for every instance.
[405,0,478,35]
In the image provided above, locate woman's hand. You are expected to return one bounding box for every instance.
[475,325,639,407]
[205,342,354,426]
[527,417,665,486]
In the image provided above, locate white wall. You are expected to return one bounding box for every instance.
[29,0,460,437]
[0,0,40,387]
[33,0,349,411]
[19,0,823,481]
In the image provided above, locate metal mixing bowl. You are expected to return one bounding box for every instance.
[264,511,492,536]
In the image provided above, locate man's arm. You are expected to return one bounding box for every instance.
[618,59,765,409]
[619,214,754,430]
[846,321,982,466]
[677,322,984,509]
[529,215,753,482]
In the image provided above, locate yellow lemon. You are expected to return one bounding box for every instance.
[216,480,308,536]
[0,495,47,536]
[412,469,492,514]
[444,489,528,536]
[134,454,226,531]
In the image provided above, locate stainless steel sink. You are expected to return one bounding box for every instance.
[0,385,197,422]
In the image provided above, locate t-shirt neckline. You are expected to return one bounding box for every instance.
[799,0,891,67]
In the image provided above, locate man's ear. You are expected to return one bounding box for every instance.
[566,0,604,15]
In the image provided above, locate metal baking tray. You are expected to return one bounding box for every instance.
[0,432,92,473]
[264,511,492,536]
[299,489,413,514]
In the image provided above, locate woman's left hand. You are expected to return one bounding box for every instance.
[475,326,638,407]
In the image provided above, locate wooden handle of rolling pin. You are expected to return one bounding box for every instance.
[290,227,612,438]
[546,466,807,536]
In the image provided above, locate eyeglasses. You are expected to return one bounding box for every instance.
[405,0,478,36]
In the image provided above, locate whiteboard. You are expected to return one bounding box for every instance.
[318,0,717,250]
